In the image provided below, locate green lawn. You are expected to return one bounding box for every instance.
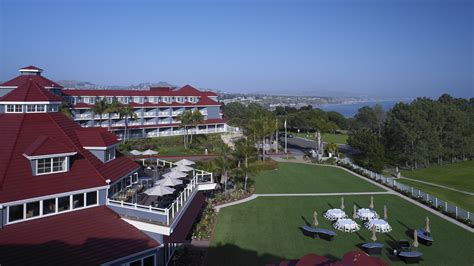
[254,162,384,193]
[396,178,474,212]
[401,161,474,192]
[207,195,474,266]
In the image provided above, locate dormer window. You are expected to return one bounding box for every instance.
[105,146,116,162]
[37,156,68,175]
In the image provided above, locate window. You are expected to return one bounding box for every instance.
[129,255,154,266]
[86,191,97,206]
[105,147,116,162]
[26,201,40,218]
[73,194,84,209]
[37,157,66,175]
[58,196,70,212]
[8,205,24,222]
[43,198,56,215]
[36,104,45,112]
[27,105,36,112]
[14,105,23,112]
[6,105,14,112]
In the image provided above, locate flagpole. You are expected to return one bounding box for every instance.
[275,118,278,153]
[284,119,287,157]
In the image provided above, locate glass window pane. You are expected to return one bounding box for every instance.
[52,157,65,172]
[130,260,141,266]
[58,196,70,212]
[73,194,84,209]
[144,255,154,266]
[8,205,24,222]
[86,191,97,206]
[43,198,56,215]
[26,201,40,218]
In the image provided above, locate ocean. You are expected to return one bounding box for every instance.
[316,100,411,117]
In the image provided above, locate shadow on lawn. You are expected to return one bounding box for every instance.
[301,215,311,226]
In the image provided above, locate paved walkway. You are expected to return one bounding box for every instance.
[399,177,474,195]
[214,192,392,212]
[214,157,474,233]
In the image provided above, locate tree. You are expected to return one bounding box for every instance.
[118,104,138,142]
[106,100,123,131]
[348,128,385,172]
[91,98,109,127]
[215,145,233,193]
[327,111,349,130]
[189,109,204,146]
[60,102,72,118]
[176,110,193,149]
[233,138,258,191]
[324,142,339,157]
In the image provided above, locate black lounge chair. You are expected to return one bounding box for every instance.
[301,225,337,241]
[361,242,384,255]
[398,251,423,264]
[416,229,434,246]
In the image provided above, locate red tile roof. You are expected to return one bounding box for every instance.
[0,79,62,102]
[19,65,43,71]
[76,128,120,147]
[0,74,63,88]
[0,112,139,203]
[24,135,76,156]
[61,84,218,99]
[0,206,159,265]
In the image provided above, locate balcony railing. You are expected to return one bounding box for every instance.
[144,112,156,117]
[158,112,170,117]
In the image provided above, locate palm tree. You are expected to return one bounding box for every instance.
[118,104,138,142]
[233,138,257,191]
[215,145,233,193]
[60,102,72,118]
[92,98,109,127]
[189,109,204,146]
[177,110,193,149]
[106,100,123,131]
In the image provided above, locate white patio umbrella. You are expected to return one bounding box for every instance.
[155,176,183,187]
[171,165,194,172]
[175,158,195,166]
[162,171,188,179]
[129,150,143,156]
[143,185,175,196]
[142,149,159,156]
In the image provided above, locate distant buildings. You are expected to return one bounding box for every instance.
[0,66,230,139]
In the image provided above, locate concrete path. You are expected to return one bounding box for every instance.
[215,158,474,232]
[399,177,474,195]
[214,192,392,212]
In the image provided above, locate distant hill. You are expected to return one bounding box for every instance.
[56,80,176,90]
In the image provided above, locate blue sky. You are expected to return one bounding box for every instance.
[1,0,472,98]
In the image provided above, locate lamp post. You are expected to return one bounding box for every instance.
[284,119,288,158]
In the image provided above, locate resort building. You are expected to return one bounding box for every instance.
[0,66,231,139]
[0,78,216,265]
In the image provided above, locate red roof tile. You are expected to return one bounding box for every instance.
[0,112,139,203]
[61,84,217,98]
[19,65,43,71]
[0,79,62,102]
[24,135,76,156]
[0,74,63,88]
[0,206,159,265]
[76,128,120,147]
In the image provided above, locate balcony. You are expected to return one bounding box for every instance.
[106,158,215,234]
[75,113,92,120]
[144,112,156,117]
[158,112,170,117]
[171,111,183,116]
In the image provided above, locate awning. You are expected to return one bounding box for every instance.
[164,192,205,243]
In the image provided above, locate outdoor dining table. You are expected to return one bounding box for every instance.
[356,208,379,220]
[333,218,360,233]
[361,242,384,255]
[323,208,347,221]
[364,219,392,233]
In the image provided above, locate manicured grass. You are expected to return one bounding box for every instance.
[292,132,348,144]
[207,195,474,266]
[396,178,474,212]
[253,162,384,193]
[401,161,474,192]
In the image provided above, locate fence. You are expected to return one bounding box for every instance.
[342,162,473,225]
